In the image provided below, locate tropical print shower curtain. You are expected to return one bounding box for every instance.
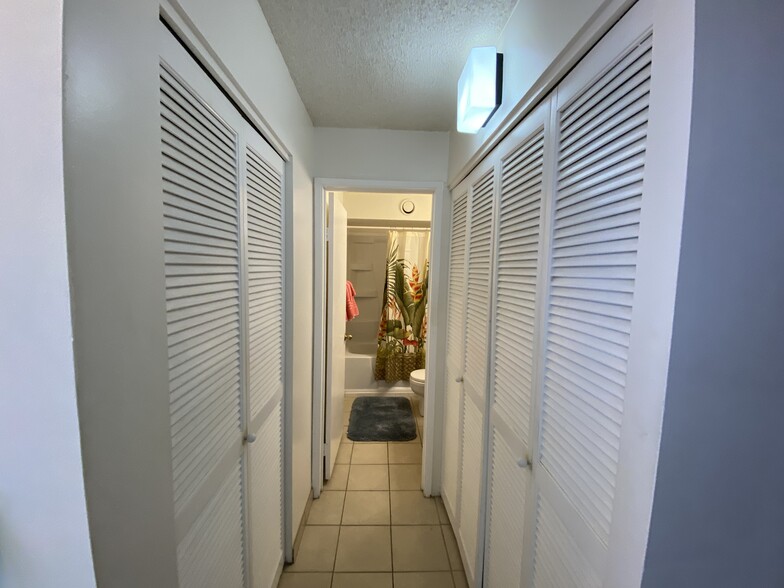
[375,230,430,382]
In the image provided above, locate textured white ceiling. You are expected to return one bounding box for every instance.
[257,0,517,131]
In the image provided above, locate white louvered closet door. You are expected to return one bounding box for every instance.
[528,19,654,588]
[442,187,469,524]
[160,23,286,588]
[483,101,550,588]
[160,57,247,588]
[243,131,285,588]
[457,163,496,584]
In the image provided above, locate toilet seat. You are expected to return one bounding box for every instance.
[410,369,426,384]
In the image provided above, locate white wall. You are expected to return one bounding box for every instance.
[314,128,449,182]
[643,0,784,585]
[447,0,607,182]
[343,192,432,224]
[0,0,95,586]
[178,0,316,553]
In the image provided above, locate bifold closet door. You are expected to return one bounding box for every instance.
[160,22,285,588]
[160,55,247,587]
[243,132,285,588]
[457,162,496,583]
[483,101,550,588]
[528,14,654,588]
[442,187,468,522]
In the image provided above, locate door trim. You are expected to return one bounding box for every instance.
[312,178,447,498]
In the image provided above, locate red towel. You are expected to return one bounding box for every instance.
[346,281,359,321]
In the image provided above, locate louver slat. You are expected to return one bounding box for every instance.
[443,189,468,516]
[538,33,652,546]
[245,146,284,421]
[161,64,242,521]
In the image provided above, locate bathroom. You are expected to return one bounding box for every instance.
[342,191,432,418]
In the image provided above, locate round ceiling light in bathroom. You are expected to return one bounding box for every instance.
[400,199,415,215]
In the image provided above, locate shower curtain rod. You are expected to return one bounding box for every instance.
[348,225,431,232]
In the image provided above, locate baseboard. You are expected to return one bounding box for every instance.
[290,489,313,564]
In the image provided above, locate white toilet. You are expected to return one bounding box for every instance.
[409,369,426,416]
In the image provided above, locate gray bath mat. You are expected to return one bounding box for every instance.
[347,397,417,442]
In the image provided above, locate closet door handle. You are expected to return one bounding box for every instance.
[245,433,257,444]
[455,376,463,383]
[518,455,531,469]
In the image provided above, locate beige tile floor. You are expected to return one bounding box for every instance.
[279,395,467,588]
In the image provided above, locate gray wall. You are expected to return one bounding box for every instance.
[642,1,784,586]
[63,0,179,585]
[0,0,95,585]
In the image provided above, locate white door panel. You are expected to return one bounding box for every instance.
[484,101,550,588]
[442,188,468,522]
[161,21,286,587]
[325,193,348,479]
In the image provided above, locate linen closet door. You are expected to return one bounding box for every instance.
[160,23,286,587]
[457,162,497,584]
[442,186,468,523]
[527,10,655,588]
[243,132,286,588]
[160,54,247,588]
[483,101,551,588]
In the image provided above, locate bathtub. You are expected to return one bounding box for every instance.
[345,342,410,393]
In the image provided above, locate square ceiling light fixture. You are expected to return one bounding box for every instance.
[457,46,503,134]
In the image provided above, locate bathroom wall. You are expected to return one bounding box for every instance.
[343,192,433,225]
[346,228,390,353]
[343,192,433,355]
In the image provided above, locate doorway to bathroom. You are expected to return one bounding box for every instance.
[312,180,449,505]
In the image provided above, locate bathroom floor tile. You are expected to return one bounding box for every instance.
[307,491,345,525]
[347,465,389,491]
[334,526,392,572]
[441,524,463,570]
[285,526,339,572]
[391,491,439,525]
[324,464,349,491]
[389,465,421,490]
[351,443,388,464]
[278,572,332,588]
[391,525,450,571]
[394,571,455,588]
[342,491,390,525]
[332,572,393,588]
[388,443,422,464]
[337,443,353,464]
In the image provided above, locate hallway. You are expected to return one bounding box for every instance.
[279,395,467,588]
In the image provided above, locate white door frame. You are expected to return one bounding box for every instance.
[312,178,448,498]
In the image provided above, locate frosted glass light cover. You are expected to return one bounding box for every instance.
[457,46,502,134]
